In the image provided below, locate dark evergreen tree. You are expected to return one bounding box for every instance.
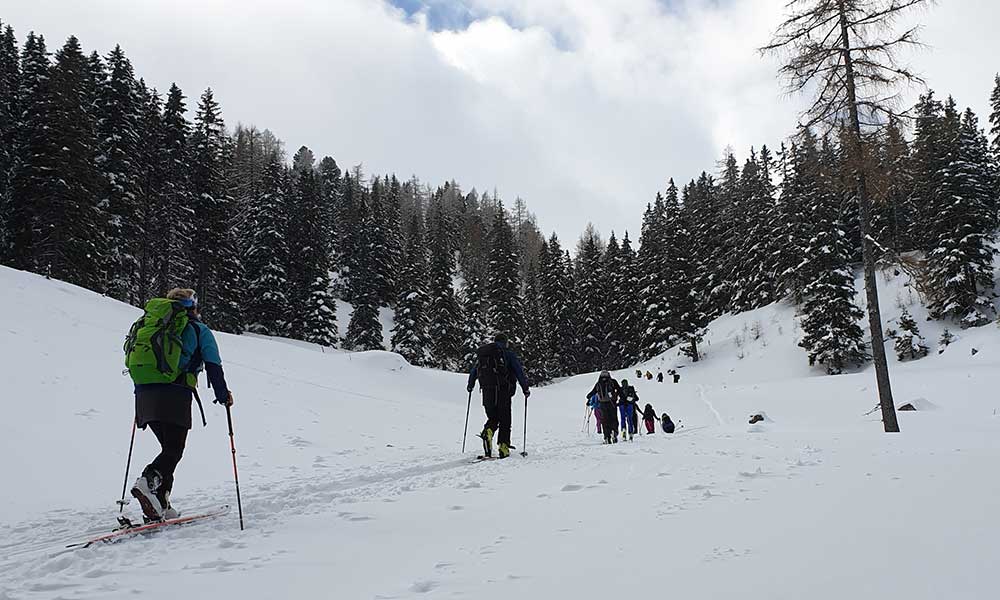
[486,202,522,344]
[7,33,56,271]
[989,74,1000,160]
[538,234,577,376]
[42,36,104,289]
[97,45,142,302]
[519,260,547,384]
[602,232,625,368]
[0,22,19,249]
[776,132,822,303]
[189,88,244,332]
[872,118,912,252]
[426,196,465,370]
[671,185,709,361]
[244,153,290,336]
[925,103,997,327]
[613,231,641,365]
[344,209,385,352]
[391,212,432,365]
[893,309,928,361]
[286,146,337,345]
[638,194,672,358]
[156,84,195,291]
[909,92,948,253]
[797,143,867,375]
[575,223,606,371]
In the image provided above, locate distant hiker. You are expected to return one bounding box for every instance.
[661,413,676,434]
[125,288,233,522]
[587,371,621,444]
[618,379,640,441]
[467,333,530,459]
[587,393,603,434]
[645,370,653,381]
[635,369,643,379]
[671,369,681,384]
[656,371,664,383]
[749,413,765,425]
[642,403,658,434]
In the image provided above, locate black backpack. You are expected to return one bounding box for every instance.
[476,343,510,391]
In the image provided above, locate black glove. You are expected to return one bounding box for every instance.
[523,388,531,399]
[467,385,474,393]
[214,391,234,407]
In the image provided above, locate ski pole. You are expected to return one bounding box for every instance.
[520,395,528,457]
[223,399,245,531]
[117,419,137,513]
[462,390,473,453]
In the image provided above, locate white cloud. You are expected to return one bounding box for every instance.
[3,0,997,243]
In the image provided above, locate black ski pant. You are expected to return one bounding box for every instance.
[144,421,188,494]
[600,402,618,440]
[482,387,513,446]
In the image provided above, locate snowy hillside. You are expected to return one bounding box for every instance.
[2,264,1000,599]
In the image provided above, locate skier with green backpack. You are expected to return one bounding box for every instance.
[124,288,233,522]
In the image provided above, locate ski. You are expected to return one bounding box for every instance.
[67,504,231,549]
[474,455,500,461]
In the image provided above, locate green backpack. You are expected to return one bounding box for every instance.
[124,298,192,386]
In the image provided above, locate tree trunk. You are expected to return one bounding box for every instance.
[690,336,700,362]
[838,0,900,432]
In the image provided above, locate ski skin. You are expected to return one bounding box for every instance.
[67,505,231,549]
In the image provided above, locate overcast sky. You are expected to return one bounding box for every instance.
[4,0,998,241]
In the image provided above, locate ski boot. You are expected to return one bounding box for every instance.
[498,443,510,459]
[130,468,164,522]
[478,428,494,457]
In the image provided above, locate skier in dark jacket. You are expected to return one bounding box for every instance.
[467,333,530,459]
[587,371,621,444]
[618,379,640,441]
[641,403,658,434]
[656,371,664,383]
[131,288,232,522]
[661,413,676,434]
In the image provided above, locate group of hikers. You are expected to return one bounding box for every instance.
[122,290,676,521]
[587,371,676,444]
[636,368,681,384]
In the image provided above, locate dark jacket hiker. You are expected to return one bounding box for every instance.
[467,333,529,458]
[586,371,621,444]
[125,288,232,522]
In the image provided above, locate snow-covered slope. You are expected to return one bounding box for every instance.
[2,264,999,600]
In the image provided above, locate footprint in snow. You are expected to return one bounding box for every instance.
[560,484,584,492]
[409,580,439,593]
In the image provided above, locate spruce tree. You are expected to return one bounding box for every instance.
[244,153,290,336]
[286,146,337,345]
[538,234,577,376]
[893,309,929,361]
[776,132,822,303]
[602,232,625,368]
[0,22,19,250]
[909,92,948,253]
[575,224,606,371]
[989,74,1000,160]
[344,210,385,352]
[98,45,142,303]
[157,84,195,291]
[7,33,56,272]
[519,261,547,384]
[43,36,104,289]
[797,143,867,375]
[426,196,465,369]
[133,80,165,302]
[874,118,913,252]
[486,202,522,344]
[925,103,997,327]
[391,213,432,365]
[671,186,709,361]
[614,231,641,366]
[189,88,244,332]
[638,194,672,358]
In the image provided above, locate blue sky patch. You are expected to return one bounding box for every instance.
[387,0,478,31]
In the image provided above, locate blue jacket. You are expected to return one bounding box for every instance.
[467,343,530,394]
[135,317,229,402]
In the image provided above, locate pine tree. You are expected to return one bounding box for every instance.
[244,153,290,336]
[575,223,606,371]
[7,33,56,272]
[873,118,913,252]
[486,202,523,344]
[286,146,337,345]
[156,84,195,291]
[133,80,165,302]
[797,142,867,375]
[42,36,104,289]
[538,234,577,376]
[519,261,547,384]
[909,92,948,253]
[670,186,709,361]
[989,74,1000,160]
[602,232,625,368]
[189,88,243,332]
[0,22,19,251]
[614,231,641,365]
[426,196,465,369]
[638,194,672,358]
[776,132,822,303]
[344,210,385,352]
[391,213,432,365]
[925,103,997,327]
[893,309,929,361]
[98,45,142,302]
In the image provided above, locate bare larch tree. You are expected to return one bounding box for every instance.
[763,0,932,433]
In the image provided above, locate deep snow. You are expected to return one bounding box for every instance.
[1,264,999,599]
